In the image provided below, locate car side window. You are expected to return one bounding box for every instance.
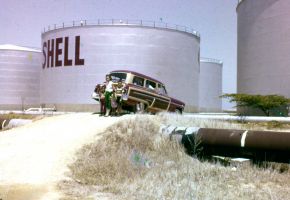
[133,76,144,86]
[145,80,156,90]
[157,84,167,95]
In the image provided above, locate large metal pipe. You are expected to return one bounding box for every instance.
[0,119,11,130]
[0,119,32,130]
[160,125,290,163]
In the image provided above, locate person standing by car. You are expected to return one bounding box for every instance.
[115,80,125,115]
[99,84,106,115]
[105,74,114,116]
[92,84,106,115]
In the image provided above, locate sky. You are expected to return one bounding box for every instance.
[0,0,237,109]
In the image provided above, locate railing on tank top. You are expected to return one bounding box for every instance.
[42,19,200,38]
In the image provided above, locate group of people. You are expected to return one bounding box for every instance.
[96,74,124,117]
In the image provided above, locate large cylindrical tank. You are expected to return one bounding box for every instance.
[40,20,200,112]
[199,58,223,112]
[237,0,290,97]
[0,44,41,110]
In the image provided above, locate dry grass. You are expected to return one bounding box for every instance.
[118,158,290,200]
[62,114,290,199]
[0,113,38,120]
[65,116,162,195]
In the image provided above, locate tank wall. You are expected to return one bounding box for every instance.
[41,26,200,112]
[0,50,41,110]
[237,0,290,97]
[199,61,223,112]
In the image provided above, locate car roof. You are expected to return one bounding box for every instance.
[110,70,165,85]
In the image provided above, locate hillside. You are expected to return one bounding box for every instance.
[0,113,289,200]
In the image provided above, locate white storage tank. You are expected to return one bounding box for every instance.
[0,44,41,110]
[40,20,200,112]
[237,0,290,98]
[199,58,223,112]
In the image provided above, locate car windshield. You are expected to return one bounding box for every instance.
[110,72,127,83]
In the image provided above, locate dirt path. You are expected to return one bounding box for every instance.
[0,113,121,200]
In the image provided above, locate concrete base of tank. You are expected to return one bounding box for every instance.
[41,104,99,112]
[198,106,222,113]
[237,106,289,117]
[0,104,98,112]
[0,104,41,111]
[179,105,198,113]
[49,104,198,113]
[1,103,198,113]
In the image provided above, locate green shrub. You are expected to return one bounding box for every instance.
[221,94,290,116]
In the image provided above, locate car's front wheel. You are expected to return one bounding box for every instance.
[136,102,147,114]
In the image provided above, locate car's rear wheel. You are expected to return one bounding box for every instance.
[175,108,182,115]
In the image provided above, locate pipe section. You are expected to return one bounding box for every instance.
[160,125,290,163]
[0,119,32,130]
[0,119,10,130]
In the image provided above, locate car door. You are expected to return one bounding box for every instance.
[127,76,155,106]
[146,81,170,111]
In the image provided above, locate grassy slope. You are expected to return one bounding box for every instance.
[62,113,290,200]
[0,114,38,120]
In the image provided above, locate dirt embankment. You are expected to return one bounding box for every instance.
[0,113,121,200]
